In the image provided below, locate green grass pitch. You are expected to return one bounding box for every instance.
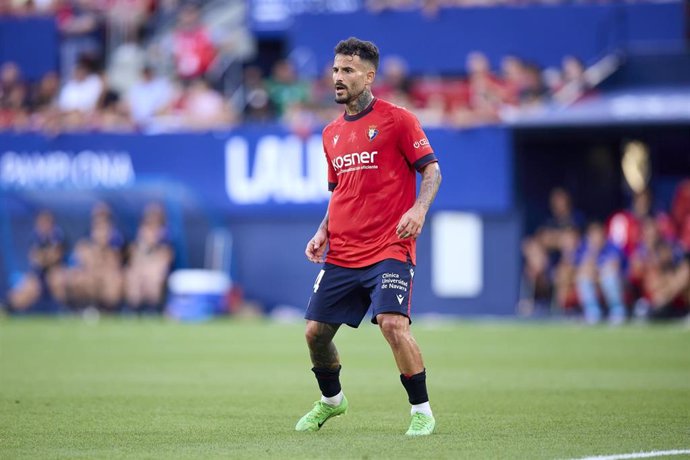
[1,317,689,459]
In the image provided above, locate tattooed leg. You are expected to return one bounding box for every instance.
[305,320,341,369]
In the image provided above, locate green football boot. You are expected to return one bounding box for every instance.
[405,412,436,436]
[295,396,348,432]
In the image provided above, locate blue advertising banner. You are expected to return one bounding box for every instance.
[0,126,513,215]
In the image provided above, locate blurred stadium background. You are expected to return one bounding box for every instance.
[1,0,688,321]
[2,1,690,458]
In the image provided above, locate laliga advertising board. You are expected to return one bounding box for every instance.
[0,127,511,215]
[224,134,330,206]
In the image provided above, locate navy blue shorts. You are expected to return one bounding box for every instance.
[305,258,415,328]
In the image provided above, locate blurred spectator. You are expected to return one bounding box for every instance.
[552,55,591,105]
[413,75,467,126]
[103,0,152,49]
[57,0,105,81]
[57,56,103,114]
[500,55,525,106]
[670,179,690,250]
[519,235,553,314]
[23,71,60,131]
[552,225,581,312]
[630,217,689,320]
[28,71,60,111]
[374,55,414,109]
[170,3,216,81]
[124,203,174,312]
[284,101,319,139]
[501,57,549,111]
[106,27,148,95]
[92,82,134,131]
[517,62,548,108]
[498,57,551,120]
[125,65,175,129]
[145,0,181,36]
[607,189,674,259]
[308,64,342,124]
[180,78,234,129]
[7,210,67,311]
[453,51,503,127]
[539,187,586,256]
[5,0,57,14]
[242,65,274,122]
[0,62,24,106]
[519,188,585,313]
[575,221,626,324]
[0,62,30,130]
[198,1,256,90]
[153,78,234,131]
[607,189,652,257]
[413,89,448,127]
[65,202,125,311]
[607,189,677,309]
[265,59,309,119]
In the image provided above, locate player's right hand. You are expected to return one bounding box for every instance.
[305,229,328,263]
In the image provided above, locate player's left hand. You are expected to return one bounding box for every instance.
[396,205,426,239]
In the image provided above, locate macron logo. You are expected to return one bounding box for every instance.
[331,151,378,173]
[396,294,405,305]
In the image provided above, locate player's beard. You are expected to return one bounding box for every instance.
[334,84,359,104]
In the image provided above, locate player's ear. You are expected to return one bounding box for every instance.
[366,69,376,85]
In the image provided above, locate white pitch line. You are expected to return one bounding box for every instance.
[571,449,690,460]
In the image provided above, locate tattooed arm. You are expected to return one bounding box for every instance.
[395,162,442,239]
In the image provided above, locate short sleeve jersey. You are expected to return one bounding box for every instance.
[322,98,438,268]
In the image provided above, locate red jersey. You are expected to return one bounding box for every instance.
[607,210,641,257]
[172,28,216,79]
[323,98,437,268]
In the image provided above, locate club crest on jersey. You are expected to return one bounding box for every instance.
[332,134,339,147]
[367,125,379,142]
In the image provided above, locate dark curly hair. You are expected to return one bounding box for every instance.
[334,37,380,70]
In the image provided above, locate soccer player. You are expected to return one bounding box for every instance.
[295,37,442,436]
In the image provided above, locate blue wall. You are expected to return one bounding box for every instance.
[288,3,685,76]
[0,126,520,315]
[0,17,58,80]
[228,214,520,316]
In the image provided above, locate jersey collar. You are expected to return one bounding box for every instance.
[343,98,377,122]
